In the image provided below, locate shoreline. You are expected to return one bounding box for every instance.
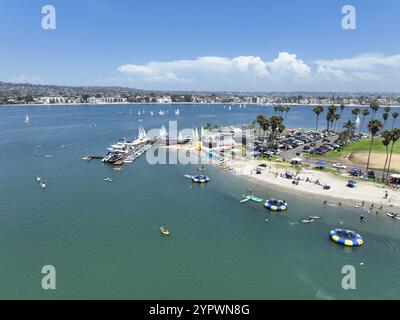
[227,159,400,212]
[165,145,400,212]
[1,102,400,108]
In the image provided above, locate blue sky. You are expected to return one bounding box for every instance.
[1,0,400,91]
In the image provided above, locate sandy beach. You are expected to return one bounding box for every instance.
[228,159,400,211]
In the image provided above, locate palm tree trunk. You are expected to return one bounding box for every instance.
[314,116,319,154]
[386,141,396,179]
[340,110,344,130]
[366,135,375,171]
[383,145,389,181]
[359,116,365,135]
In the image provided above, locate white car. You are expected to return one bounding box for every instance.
[332,163,347,169]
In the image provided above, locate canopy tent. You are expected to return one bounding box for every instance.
[315,161,327,166]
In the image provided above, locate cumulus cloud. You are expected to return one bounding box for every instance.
[117,52,400,91]
[267,52,311,79]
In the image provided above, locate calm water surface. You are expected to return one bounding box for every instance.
[0,104,399,299]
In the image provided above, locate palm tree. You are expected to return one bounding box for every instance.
[381,130,392,181]
[384,106,391,114]
[284,106,290,119]
[392,112,399,129]
[351,107,361,122]
[343,120,356,139]
[386,128,400,179]
[313,105,324,153]
[256,114,268,137]
[333,113,341,132]
[359,109,370,134]
[370,101,380,119]
[269,116,285,148]
[383,112,389,129]
[366,119,383,172]
[339,104,346,127]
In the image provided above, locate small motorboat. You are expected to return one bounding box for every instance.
[41,181,47,189]
[355,203,364,208]
[112,167,124,172]
[308,215,321,220]
[36,175,41,182]
[104,177,113,182]
[302,219,314,224]
[160,225,170,236]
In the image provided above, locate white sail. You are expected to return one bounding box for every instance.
[142,126,147,138]
[138,111,141,116]
[175,108,180,116]
[150,111,154,116]
[24,115,30,123]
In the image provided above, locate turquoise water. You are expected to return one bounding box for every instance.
[0,104,399,299]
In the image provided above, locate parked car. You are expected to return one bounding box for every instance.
[332,163,347,169]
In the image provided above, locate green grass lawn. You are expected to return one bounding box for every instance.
[309,138,400,160]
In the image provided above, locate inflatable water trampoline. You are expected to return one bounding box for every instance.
[264,199,288,211]
[192,175,210,184]
[329,229,364,247]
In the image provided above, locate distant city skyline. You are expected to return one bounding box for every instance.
[1,0,400,91]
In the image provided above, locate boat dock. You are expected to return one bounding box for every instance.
[100,126,155,166]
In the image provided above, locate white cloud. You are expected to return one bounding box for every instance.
[117,52,400,91]
[267,52,311,79]
[315,53,400,71]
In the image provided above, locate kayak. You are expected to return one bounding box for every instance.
[160,227,170,236]
[387,213,400,220]
[244,195,264,203]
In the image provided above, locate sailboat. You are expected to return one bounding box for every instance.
[150,111,154,116]
[24,115,30,124]
[159,110,165,116]
[138,111,141,116]
[175,108,180,116]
